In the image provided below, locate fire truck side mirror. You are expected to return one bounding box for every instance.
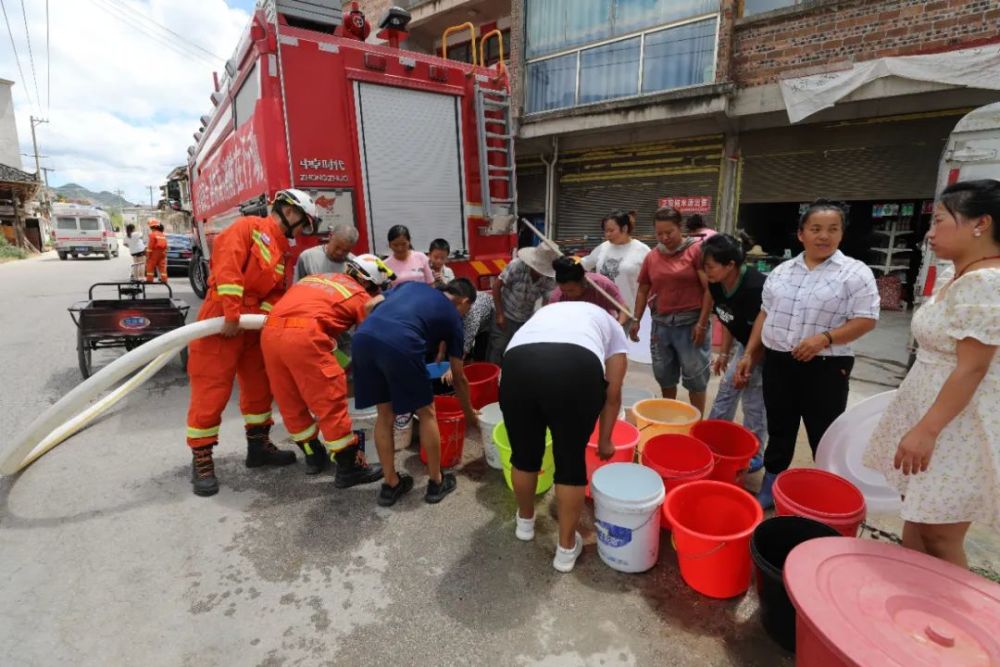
[379,6,411,31]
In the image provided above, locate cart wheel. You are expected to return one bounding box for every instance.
[77,329,93,379]
[179,346,189,372]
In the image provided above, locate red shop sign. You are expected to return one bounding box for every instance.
[659,196,712,214]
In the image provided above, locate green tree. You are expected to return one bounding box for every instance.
[109,207,124,232]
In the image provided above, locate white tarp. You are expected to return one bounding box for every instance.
[780,45,1000,124]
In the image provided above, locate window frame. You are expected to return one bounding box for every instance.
[738,0,803,18]
[525,12,720,115]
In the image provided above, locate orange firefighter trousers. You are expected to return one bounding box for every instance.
[261,322,353,451]
[145,249,167,283]
[185,298,273,448]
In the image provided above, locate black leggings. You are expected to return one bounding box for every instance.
[499,343,606,486]
[762,349,854,474]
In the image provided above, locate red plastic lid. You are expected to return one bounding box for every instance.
[785,538,1000,666]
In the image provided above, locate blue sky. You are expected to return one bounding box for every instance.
[1,0,252,204]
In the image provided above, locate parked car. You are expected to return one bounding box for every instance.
[166,233,193,276]
[52,204,119,260]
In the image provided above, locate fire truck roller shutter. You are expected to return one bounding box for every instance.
[354,82,466,256]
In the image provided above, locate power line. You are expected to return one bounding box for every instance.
[107,0,225,61]
[89,0,218,66]
[87,0,219,67]
[19,0,40,112]
[45,0,49,112]
[0,0,35,110]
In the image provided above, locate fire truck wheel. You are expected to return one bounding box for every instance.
[189,251,208,299]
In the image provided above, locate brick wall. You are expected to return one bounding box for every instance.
[734,0,1000,87]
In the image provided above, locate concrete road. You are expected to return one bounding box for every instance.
[1,252,993,665]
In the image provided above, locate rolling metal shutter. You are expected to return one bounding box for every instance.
[515,157,547,215]
[740,112,963,203]
[555,135,723,246]
[355,82,466,255]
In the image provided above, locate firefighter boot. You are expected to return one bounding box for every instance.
[296,438,329,475]
[191,444,219,497]
[245,425,297,468]
[333,433,383,489]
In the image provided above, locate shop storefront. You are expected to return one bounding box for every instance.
[553,135,724,248]
[737,110,966,307]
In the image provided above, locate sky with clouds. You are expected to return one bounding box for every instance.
[1,0,257,204]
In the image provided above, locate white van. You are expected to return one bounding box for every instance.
[916,102,1000,301]
[52,204,120,260]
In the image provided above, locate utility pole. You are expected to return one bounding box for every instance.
[22,116,49,250]
[29,116,48,179]
[147,185,155,208]
[40,167,53,189]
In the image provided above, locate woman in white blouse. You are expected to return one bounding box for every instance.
[736,200,880,509]
[581,210,650,314]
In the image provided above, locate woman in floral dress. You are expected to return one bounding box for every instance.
[864,180,1000,568]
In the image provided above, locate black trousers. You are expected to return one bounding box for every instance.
[499,343,606,486]
[761,349,854,475]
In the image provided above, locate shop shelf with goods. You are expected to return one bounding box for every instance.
[867,204,920,311]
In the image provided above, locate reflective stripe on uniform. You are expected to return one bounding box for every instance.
[187,424,220,439]
[243,411,272,425]
[291,423,318,442]
[300,276,353,299]
[323,432,356,452]
[275,263,285,276]
[216,283,244,297]
[260,302,274,312]
[251,230,273,263]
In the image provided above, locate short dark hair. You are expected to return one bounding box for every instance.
[601,209,632,235]
[686,214,707,231]
[440,277,477,303]
[429,238,450,253]
[125,223,135,235]
[387,224,411,244]
[702,234,744,268]
[940,179,1000,244]
[799,199,848,230]
[654,206,683,225]
[553,256,585,284]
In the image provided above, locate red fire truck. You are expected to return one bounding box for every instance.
[186,0,517,297]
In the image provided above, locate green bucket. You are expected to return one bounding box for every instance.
[492,421,555,495]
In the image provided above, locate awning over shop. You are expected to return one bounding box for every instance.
[780,45,1000,124]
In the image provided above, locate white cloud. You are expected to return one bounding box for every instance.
[1,0,251,204]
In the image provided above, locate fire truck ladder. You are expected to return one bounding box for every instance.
[474,82,517,224]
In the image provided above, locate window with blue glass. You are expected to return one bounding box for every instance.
[525,0,720,114]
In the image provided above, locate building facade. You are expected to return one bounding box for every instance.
[352,0,1000,304]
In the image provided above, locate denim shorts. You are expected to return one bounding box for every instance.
[650,318,711,393]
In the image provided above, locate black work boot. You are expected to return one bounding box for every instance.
[245,425,297,468]
[333,433,383,488]
[191,444,219,497]
[296,438,329,475]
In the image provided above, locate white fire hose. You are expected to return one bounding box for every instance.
[0,315,265,475]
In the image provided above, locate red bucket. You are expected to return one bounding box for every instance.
[640,434,715,493]
[419,396,466,469]
[773,469,866,537]
[663,480,763,598]
[585,419,640,498]
[690,420,759,486]
[464,362,500,409]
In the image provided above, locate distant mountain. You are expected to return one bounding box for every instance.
[52,183,133,208]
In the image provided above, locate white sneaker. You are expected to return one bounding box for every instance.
[515,513,535,541]
[552,532,583,573]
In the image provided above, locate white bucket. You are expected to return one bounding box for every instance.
[348,397,377,429]
[393,413,413,451]
[591,463,666,573]
[478,402,504,469]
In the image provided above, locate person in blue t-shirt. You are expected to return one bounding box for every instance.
[352,279,479,507]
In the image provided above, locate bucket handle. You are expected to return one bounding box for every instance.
[675,540,728,561]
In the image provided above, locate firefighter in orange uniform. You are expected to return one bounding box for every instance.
[187,189,317,497]
[261,255,394,487]
[145,218,168,283]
